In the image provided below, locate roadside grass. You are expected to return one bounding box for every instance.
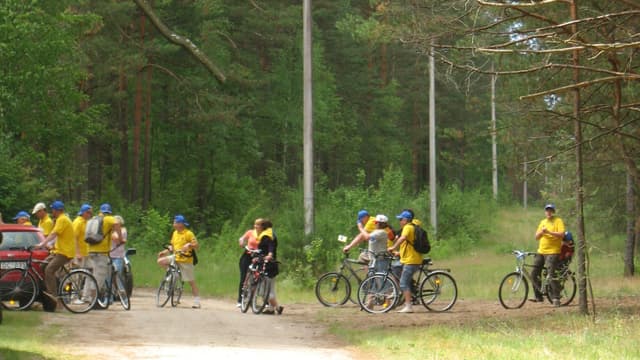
[331,307,640,360]
[0,311,73,360]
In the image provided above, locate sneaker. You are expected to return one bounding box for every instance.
[263,309,275,315]
[397,305,413,313]
[236,302,242,308]
[72,298,86,305]
[192,302,201,309]
[552,299,561,307]
[276,306,284,315]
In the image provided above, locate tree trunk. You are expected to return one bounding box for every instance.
[131,10,146,203]
[118,64,130,200]
[142,65,153,209]
[624,172,636,276]
[570,0,589,315]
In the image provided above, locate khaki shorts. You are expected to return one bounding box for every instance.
[178,262,195,282]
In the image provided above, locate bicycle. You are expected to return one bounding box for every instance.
[239,248,280,314]
[0,246,99,313]
[358,254,458,314]
[314,250,369,307]
[156,245,189,308]
[92,253,131,311]
[498,250,577,309]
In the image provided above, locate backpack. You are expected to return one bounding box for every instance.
[84,215,104,244]
[410,223,431,254]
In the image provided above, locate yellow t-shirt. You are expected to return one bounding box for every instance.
[88,214,116,253]
[51,214,75,258]
[38,214,54,236]
[171,229,197,263]
[536,216,565,254]
[363,217,376,233]
[72,216,89,257]
[399,224,423,265]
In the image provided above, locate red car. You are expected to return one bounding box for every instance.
[0,224,55,311]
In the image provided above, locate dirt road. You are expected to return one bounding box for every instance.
[44,288,356,360]
[43,287,613,360]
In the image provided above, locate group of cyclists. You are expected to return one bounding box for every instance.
[6,201,125,312]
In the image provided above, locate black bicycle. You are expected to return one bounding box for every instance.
[156,246,184,308]
[314,251,369,307]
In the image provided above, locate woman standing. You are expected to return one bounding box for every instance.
[236,219,260,307]
[256,219,283,315]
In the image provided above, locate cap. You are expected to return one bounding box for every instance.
[50,200,64,210]
[32,202,46,214]
[544,203,556,211]
[375,214,388,223]
[13,211,30,220]
[396,210,413,220]
[77,204,92,215]
[174,214,190,227]
[99,203,112,214]
[357,210,369,222]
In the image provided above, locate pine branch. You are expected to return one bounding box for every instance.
[132,0,226,84]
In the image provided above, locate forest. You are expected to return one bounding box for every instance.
[0,1,638,281]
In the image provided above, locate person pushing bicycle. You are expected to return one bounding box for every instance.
[532,203,565,306]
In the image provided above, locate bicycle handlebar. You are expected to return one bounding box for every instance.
[512,250,537,258]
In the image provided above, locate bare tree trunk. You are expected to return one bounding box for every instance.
[131,11,146,203]
[142,65,153,209]
[624,172,636,276]
[118,64,130,200]
[570,0,589,315]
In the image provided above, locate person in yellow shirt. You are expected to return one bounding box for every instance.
[388,210,423,313]
[33,202,54,246]
[36,201,75,311]
[157,215,201,308]
[72,204,92,267]
[343,210,377,263]
[12,211,33,226]
[88,203,121,300]
[532,203,565,306]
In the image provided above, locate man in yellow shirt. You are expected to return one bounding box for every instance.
[72,204,92,267]
[37,201,74,311]
[157,215,201,308]
[532,203,565,306]
[88,203,121,299]
[388,210,423,313]
[33,202,54,247]
[12,211,33,226]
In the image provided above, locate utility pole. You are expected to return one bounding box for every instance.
[303,0,314,236]
[491,63,498,201]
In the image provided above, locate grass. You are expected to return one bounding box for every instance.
[332,307,640,360]
[0,311,72,360]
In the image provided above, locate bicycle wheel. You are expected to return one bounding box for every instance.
[171,274,183,307]
[251,277,270,314]
[59,270,98,314]
[240,273,255,313]
[315,272,351,307]
[156,272,173,307]
[113,273,130,310]
[546,271,577,306]
[357,274,399,314]
[0,269,38,311]
[421,271,458,312]
[498,272,528,309]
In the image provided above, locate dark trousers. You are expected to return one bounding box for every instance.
[237,252,252,302]
[531,253,561,300]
